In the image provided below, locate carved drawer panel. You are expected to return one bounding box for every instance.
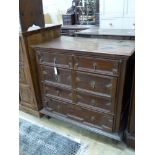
[76,71,117,98]
[44,97,68,116]
[43,83,72,103]
[67,104,113,132]
[74,56,119,76]
[75,91,114,114]
[40,65,72,87]
[36,51,73,69]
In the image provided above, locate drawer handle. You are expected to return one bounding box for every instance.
[91,99,96,106]
[68,62,72,69]
[93,62,97,70]
[55,75,59,81]
[109,23,113,26]
[43,71,47,75]
[91,116,95,121]
[74,63,79,69]
[90,81,96,89]
[56,90,60,96]
[54,57,56,64]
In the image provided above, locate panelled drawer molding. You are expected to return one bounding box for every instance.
[74,56,119,76]
[43,83,72,103]
[76,71,117,98]
[76,92,113,113]
[40,65,72,87]
[37,50,73,69]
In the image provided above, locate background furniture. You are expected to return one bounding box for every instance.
[61,25,96,36]
[32,36,135,140]
[75,28,135,40]
[19,25,61,117]
[62,14,76,25]
[100,0,135,29]
[19,0,45,31]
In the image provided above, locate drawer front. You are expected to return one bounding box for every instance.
[100,19,123,29]
[67,104,113,132]
[36,51,73,69]
[43,83,72,103]
[43,96,113,132]
[76,91,113,113]
[44,97,68,116]
[74,56,118,76]
[40,65,72,87]
[76,71,117,98]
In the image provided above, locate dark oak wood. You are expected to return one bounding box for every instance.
[125,71,135,149]
[19,25,61,116]
[32,36,135,140]
[19,0,45,32]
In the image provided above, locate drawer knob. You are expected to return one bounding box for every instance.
[91,116,95,121]
[93,62,97,70]
[90,81,96,89]
[109,23,113,26]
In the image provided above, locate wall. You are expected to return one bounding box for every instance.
[43,0,72,24]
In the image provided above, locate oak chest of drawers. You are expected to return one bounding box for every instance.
[32,36,135,140]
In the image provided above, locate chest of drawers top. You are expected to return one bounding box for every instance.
[32,36,135,57]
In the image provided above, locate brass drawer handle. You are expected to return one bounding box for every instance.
[91,116,95,121]
[74,63,79,69]
[56,90,60,96]
[68,62,72,68]
[55,75,59,81]
[43,71,47,75]
[53,57,56,64]
[90,81,96,89]
[93,62,97,70]
[91,99,96,106]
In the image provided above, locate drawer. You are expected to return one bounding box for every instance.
[100,19,123,29]
[76,91,114,114]
[43,83,72,103]
[74,56,118,76]
[40,65,72,87]
[76,71,117,98]
[36,50,73,69]
[67,104,113,132]
[43,97,68,116]
[43,96,113,132]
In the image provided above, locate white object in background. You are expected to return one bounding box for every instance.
[27,24,41,31]
[99,0,135,29]
[100,0,124,18]
[124,0,135,18]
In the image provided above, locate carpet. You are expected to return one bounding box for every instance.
[19,118,81,155]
